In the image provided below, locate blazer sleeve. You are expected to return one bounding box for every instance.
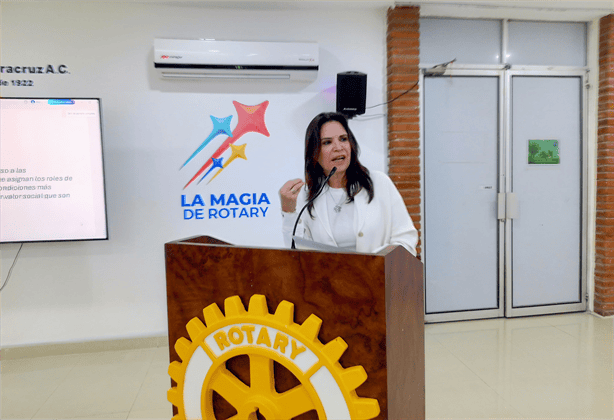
[281,192,313,248]
[374,173,419,256]
[281,211,298,248]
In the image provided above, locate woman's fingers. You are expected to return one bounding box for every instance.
[280,179,305,212]
[281,179,304,196]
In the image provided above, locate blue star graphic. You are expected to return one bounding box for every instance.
[181,115,232,169]
[197,157,224,184]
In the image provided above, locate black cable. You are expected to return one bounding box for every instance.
[0,243,24,292]
[365,80,419,110]
[364,58,455,110]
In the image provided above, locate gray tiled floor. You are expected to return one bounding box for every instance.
[1,312,612,419]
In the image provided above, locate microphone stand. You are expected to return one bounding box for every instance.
[291,167,337,249]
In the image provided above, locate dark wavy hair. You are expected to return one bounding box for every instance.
[304,112,373,218]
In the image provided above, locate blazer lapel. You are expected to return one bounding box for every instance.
[313,189,336,245]
[354,188,368,234]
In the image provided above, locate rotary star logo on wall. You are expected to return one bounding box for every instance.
[182,100,270,187]
[180,100,272,221]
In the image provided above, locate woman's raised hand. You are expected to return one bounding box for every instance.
[279,179,305,213]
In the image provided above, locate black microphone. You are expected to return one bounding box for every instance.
[291,167,337,249]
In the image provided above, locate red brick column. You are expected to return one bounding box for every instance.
[596,15,614,316]
[387,6,421,257]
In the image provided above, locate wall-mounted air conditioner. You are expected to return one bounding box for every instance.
[154,38,318,81]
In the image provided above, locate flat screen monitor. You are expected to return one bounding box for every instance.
[0,98,108,243]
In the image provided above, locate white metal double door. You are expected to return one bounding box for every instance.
[423,70,586,322]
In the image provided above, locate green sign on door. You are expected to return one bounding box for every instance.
[528,140,560,165]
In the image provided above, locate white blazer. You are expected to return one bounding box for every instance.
[282,171,418,255]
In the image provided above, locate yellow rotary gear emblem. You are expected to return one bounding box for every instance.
[168,294,380,420]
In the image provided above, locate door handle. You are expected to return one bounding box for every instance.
[506,192,519,219]
[498,192,519,220]
[498,193,506,220]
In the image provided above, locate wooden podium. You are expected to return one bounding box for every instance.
[165,236,424,420]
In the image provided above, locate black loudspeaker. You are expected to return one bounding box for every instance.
[336,71,367,118]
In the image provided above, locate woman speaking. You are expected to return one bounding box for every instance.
[280,112,418,255]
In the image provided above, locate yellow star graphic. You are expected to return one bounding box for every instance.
[224,143,248,167]
[209,144,248,183]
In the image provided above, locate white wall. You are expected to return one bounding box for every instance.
[0,1,389,347]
